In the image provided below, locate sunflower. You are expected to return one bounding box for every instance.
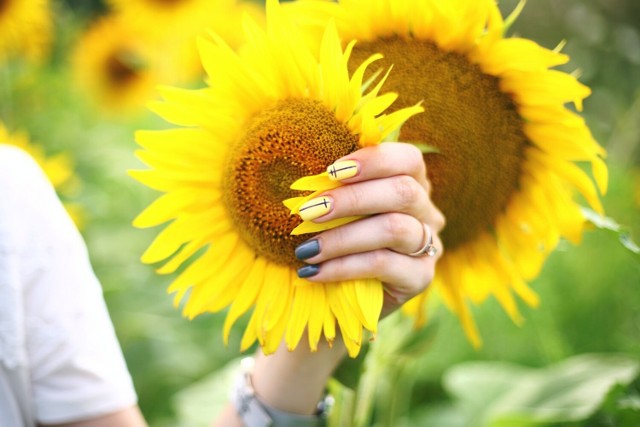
[0,122,83,226]
[285,0,608,346]
[106,0,265,82]
[131,0,422,357]
[71,15,161,115]
[0,0,52,62]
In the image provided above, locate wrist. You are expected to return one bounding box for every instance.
[232,356,334,427]
[251,336,346,415]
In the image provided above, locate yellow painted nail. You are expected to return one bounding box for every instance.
[327,160,359,181]
[298,196,333,221]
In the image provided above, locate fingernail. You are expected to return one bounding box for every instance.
[298,196,333,221]
[297,264,320,278]
[295,239,320,260]
[327,160,359,181]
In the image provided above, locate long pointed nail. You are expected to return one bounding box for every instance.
[298,196,332,221]
[295,239,320,260]
[327,160,359,181]
[297,264,320,278]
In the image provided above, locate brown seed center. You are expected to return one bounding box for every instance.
[350,36,528,251]
[148,0,184,6]
[224,98,359,267]
[106,51,140,86]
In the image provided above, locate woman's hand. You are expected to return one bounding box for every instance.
[213,142,445,427]
[294,142,445,317]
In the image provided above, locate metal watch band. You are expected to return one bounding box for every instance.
[231,357,331,427]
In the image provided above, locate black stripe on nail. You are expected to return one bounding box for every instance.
[299,198,330,212]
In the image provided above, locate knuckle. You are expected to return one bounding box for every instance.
[432,209,446,231]
[405,144,426,175]
[345,184,366,211]
[420,268,435,291]
[393,175,421,211]
[328,256,348,280]
[367,250,389,273]
[424,177,432,196]
[383,213,411,246]
[328,226,348,255]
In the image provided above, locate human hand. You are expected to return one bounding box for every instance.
[294,142,445,318]
[213,142,445,427]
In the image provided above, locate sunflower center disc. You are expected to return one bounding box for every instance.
[351,37,527,251]
[107,52,139,86]
[225,98,359,267]
[151,0,184,6]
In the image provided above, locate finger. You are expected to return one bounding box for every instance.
[295,213,443,264]
[298,249,436,304]
[327,142,430,191]
[298,175,429,224]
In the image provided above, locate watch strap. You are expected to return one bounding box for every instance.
[231,357,330,427]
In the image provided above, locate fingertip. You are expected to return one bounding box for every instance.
[297,264,320,279]
[326,159,361,182]
[294,239,321,261]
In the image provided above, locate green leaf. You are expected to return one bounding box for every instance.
[413,142,440,155]
[620,233,640,255]
[581,207,640,256]
[504,0,527,34]
[586,380,640,427]
[332,343,369,390]
[327,378,356,427]
[172,357,242,427]
[443,354,640,427]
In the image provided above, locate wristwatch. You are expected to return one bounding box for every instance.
[231,357,333,427]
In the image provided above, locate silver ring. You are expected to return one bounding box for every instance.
[408,223,438,257]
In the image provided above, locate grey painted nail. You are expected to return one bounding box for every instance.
[297,264,320,278]
[295,239,320,260]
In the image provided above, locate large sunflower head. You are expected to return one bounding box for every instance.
[71,15,161,115]
[131,0,422,357]
[0,0,52,62]
[0,122,84,226]
[285,0,608,346]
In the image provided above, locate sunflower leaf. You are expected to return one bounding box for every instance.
[620,233,640,255]
[581,207,640,256]
[413,142,440,155]
[503,0,527,34]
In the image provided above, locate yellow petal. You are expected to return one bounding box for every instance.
[223,257,268,345]
[290,172,339,191]
[354,278,383,332]
[291,215,364,235]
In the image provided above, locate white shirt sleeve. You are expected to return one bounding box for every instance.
[0,145,138,424]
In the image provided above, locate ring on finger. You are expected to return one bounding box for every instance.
[408,222,438,257]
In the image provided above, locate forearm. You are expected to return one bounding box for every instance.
[40,406,147,427]
[212,336,347,426]
[252,337,346,415]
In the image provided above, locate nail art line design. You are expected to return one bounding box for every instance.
[298,197,332,221]
[327,160,359,181]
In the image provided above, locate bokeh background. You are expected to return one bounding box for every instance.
[2,0,639,425]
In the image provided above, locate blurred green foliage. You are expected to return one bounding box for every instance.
[1,0,639,425]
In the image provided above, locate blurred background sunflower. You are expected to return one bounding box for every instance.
[1,0,639,426]
[0,0,52,62]
[71,15,163,115]
[106,0,264,82]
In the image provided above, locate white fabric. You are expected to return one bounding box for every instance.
[0,145,138,425]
